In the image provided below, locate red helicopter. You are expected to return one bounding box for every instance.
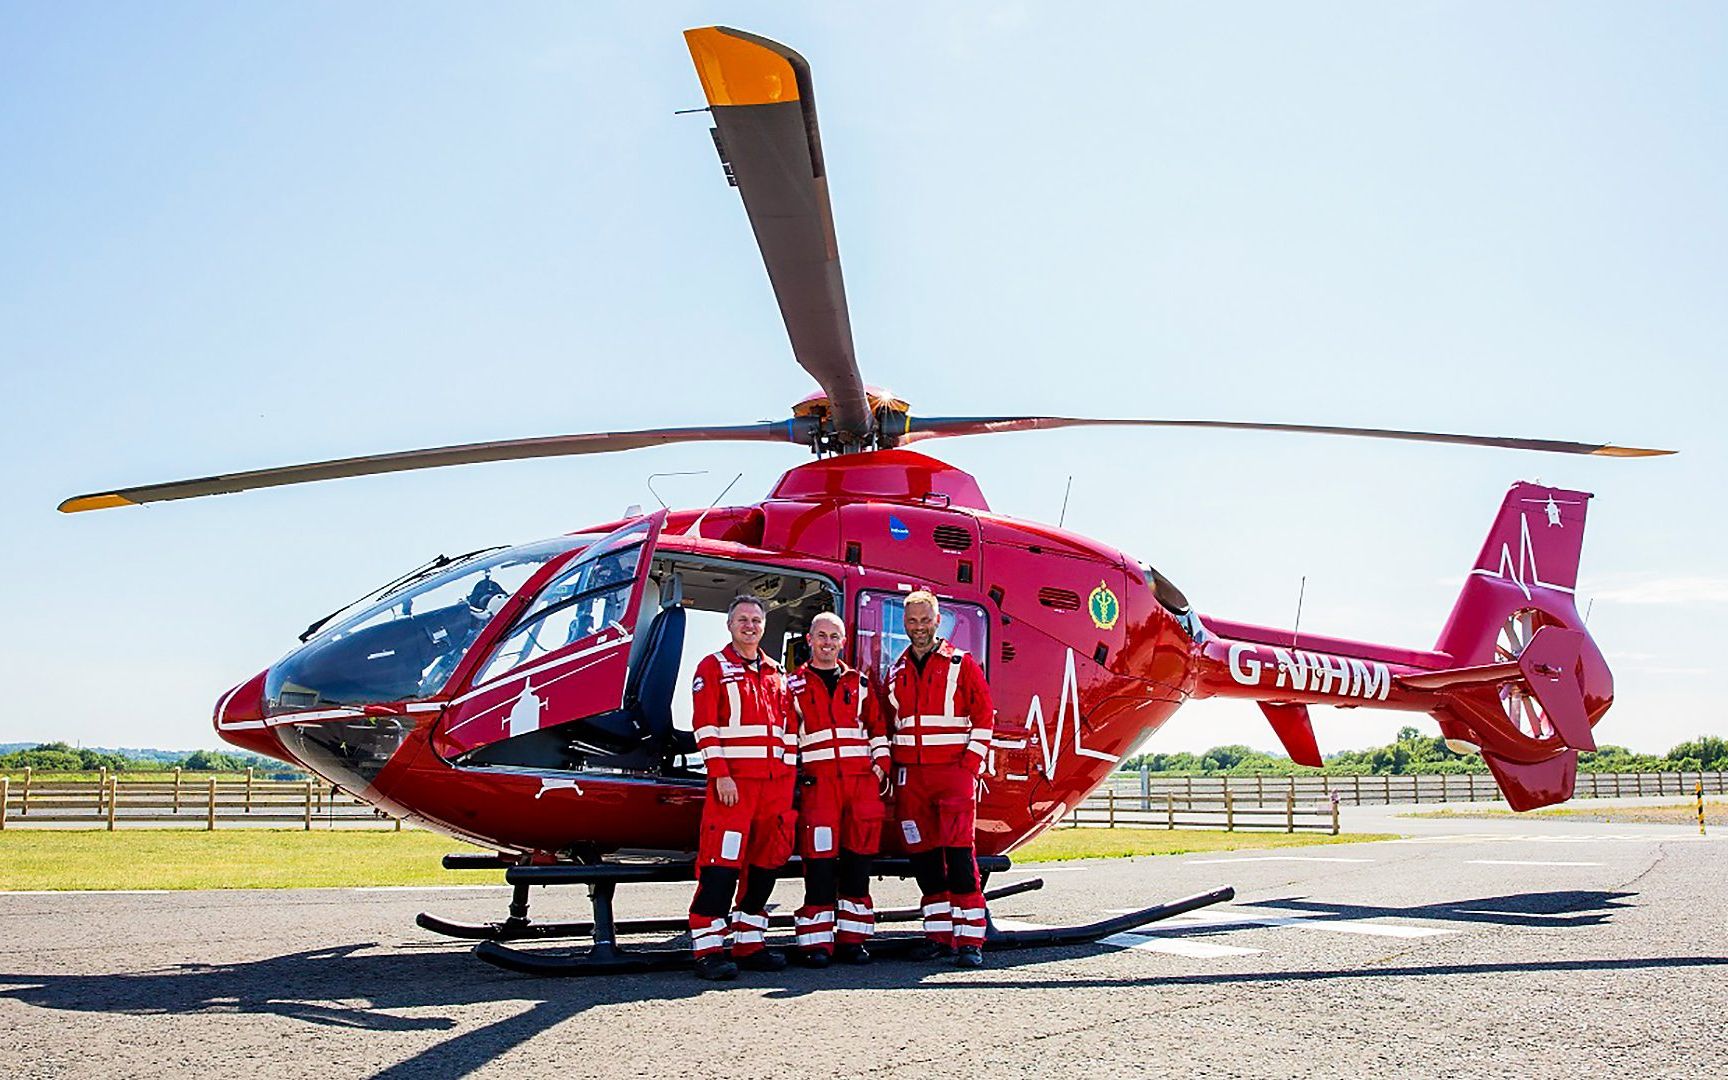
[62,27,1668,974]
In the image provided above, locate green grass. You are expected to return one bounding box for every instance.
[1012,827,1397,863]
[0,826,1398,891]
[1407,799,1725,826]
[2,771,266,783]
[0,830,498,891]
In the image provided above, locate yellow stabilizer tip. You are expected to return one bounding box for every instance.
[684,27,799,107]
[58,493,136,513]
[1591,446,1677,457]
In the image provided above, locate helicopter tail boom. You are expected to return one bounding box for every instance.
[1193,482,1610,810]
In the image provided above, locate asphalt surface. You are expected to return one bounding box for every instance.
[2,810,1723,1079]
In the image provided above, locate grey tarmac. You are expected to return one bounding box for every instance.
[2,814,1723,1080]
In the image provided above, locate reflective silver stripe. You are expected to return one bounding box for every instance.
[943,653,963,717]
[921,902,951,916]
[700,723,772,738]
[734,912,770,929]
[965,742,988,758]
[895,732,968,746]
[991,737,1028,750]
[952,907,987,920]
[733,931,765,945]
[692,933,728,951]
[714,746,772,759]
[838,899,872,916]
[801,747,837,763]
[836,745,870,758]
[725,682,742,726]
[909,715,969,728]
[922,920,954,934]
[836,919,873,935]
[953,925,986,942]
[693,726,721,742]
[795,931,835,947]
[799,732,834,748]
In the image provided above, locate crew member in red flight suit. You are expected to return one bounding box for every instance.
[788,611,889,968]
[882,590,995,968]
[686,595,798,982]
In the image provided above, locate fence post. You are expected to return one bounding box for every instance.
[395,815,403,832]
[1225,790,1235,832]
[1186,774,1194,802]
[245,767,254,814]
[1353,774,1362,805]
[1698,780,1707,836]
[1,776,8,830]
[1384,774,1392,804]
[1140,763,1151,811]
[1285,788,1295,833]
[106,775,117,831]
[97,766,108,813]
[1330,792,1340,835]
[1255,773,1264,804]
[19,767,29,816]
[206,778,217,831]
[1166,792,1174,830]
[1440,773,1449,802]
[1105,788,1115,828]
[304,779,314,831]
[173,767,182,813]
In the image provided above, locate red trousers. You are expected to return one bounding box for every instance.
[696,775,795,870]
[895,763,986,948]
[793,772,885,954]
[892,762,977,851]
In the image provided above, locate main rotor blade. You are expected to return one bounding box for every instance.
[894,416,1674,457]
[685,27,872,443]
[58,421,807,512]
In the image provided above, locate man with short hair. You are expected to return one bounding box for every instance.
[686,595,798,982]
[787,611,888,967]
[881,590,994,968]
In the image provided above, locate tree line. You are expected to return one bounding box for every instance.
[1122,728,1728,777]
[0,742,302,777]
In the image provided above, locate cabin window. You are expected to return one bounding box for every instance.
[853,589,990,685]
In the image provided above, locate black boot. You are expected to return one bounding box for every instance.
[739,948,788,972]
[954,945,984,968]
[693,954,738,982]
[907,939,956,962]
[833,942,872,965]
[795,948,833,969]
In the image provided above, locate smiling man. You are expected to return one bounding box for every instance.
[881,590,995,968]
[685,595,798,982]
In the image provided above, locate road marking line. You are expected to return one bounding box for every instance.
[1183,856,1373,864]
[1465,860,1603,867]
[1098,933,1263,958]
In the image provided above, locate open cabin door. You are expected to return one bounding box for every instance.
[433,512,667,759]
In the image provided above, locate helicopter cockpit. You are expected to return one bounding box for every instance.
[262,535,595,716]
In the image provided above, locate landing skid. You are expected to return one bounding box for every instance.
[426,852,1233,978]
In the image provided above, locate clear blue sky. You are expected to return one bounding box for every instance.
[2,2,1722,755]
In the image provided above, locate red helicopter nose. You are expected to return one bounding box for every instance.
[212,670,288,760]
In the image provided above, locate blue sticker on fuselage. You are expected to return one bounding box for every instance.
[888,515,910,541]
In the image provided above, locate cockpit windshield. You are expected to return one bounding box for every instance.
[263,535,594,715]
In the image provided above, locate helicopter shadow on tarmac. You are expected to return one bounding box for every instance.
[0,931,1083,1079]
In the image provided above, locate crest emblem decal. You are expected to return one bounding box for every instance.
[1088,582,1120,630]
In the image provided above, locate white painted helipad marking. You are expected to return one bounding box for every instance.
[1465,860,1603,867]
[1183,856,1373,865]
[1098,932,1263,958]
[1107,908,1453,940]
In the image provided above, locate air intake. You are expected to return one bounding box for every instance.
[932,524,972,552]
[1037,587,1082,611]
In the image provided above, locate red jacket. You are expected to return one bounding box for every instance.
[789,661,887,777]
[883,639,993,773]
[691,644,794,780]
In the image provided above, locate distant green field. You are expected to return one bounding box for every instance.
[1013,828,1395,862]
[2,771,272,782]
[0,827,1396,891]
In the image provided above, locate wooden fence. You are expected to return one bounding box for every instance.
[1063,787,1339,834]
[1102,769,1728,808]
[0,768,401,830]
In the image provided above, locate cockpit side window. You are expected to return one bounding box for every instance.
[473,540,645,684]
